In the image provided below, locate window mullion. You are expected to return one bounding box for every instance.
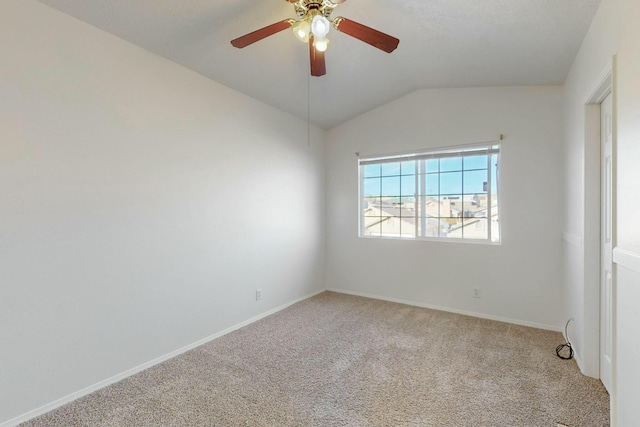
[379,171,383,237]
[487,153,492,242]
[438,159,441,237]
[461,158,465,239]
[414,160,418,238]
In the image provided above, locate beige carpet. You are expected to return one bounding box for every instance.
[21,292,609,426]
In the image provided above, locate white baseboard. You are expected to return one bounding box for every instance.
[327,288,562,332]
[0,288,326,427]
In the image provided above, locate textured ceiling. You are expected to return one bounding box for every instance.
[38,0,601,129]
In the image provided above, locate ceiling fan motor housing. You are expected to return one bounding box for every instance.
[292,0,337,20]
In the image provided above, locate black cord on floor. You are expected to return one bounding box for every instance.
[556,318,574,360]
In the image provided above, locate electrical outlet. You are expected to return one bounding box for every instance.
[256,289,262,301]
[473,288,481,298]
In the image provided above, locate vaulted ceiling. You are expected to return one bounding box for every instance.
[38,0,601,129]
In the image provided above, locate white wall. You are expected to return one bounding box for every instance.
[0,1,325,423]
[563,0,640,423]
[326,86,565,330]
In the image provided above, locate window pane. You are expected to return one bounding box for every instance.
[381,176,400,197]
[463,169,488,194]
[425,159,439,173]
[440,157,462,172]
[379,216,401,238]
[362,217,381,236]
[418,216,439,237]
[461,199,476,219]
[415,196,427,210]
[439,195,462,219]
[465,195,487,218]
[462,218,488,240]
[377,200,394,217]
[399,215,415,238]
[401,175,416,197]
[440,219,461,238]
[362,198,380,217]
[420,173,439,196]
[400,196,415,212]
[400,161,416,175]
[440,172,462,195]
[421,196,440,218]
[381,162,401,177]
[363,164,381,178]
[363,177,381,197]
[464,155,488,170]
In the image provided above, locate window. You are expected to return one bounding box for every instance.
[359,143,500,243]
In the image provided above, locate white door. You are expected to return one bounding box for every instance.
[600,92,613,394]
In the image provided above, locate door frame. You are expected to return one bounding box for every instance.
[584,57,616,417]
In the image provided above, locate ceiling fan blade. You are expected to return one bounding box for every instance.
[231,20,294,48]
[333,17,399,53]
[309,36,326,77]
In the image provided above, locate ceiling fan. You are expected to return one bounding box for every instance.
[230,0,400,77]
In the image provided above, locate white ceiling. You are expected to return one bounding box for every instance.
[38,0,601,129]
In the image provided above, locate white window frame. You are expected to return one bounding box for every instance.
[358,142,501,244]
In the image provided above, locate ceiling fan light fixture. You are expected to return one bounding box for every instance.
[293,20,310,42]
[311,15,330,38]
[314,36,329,52]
